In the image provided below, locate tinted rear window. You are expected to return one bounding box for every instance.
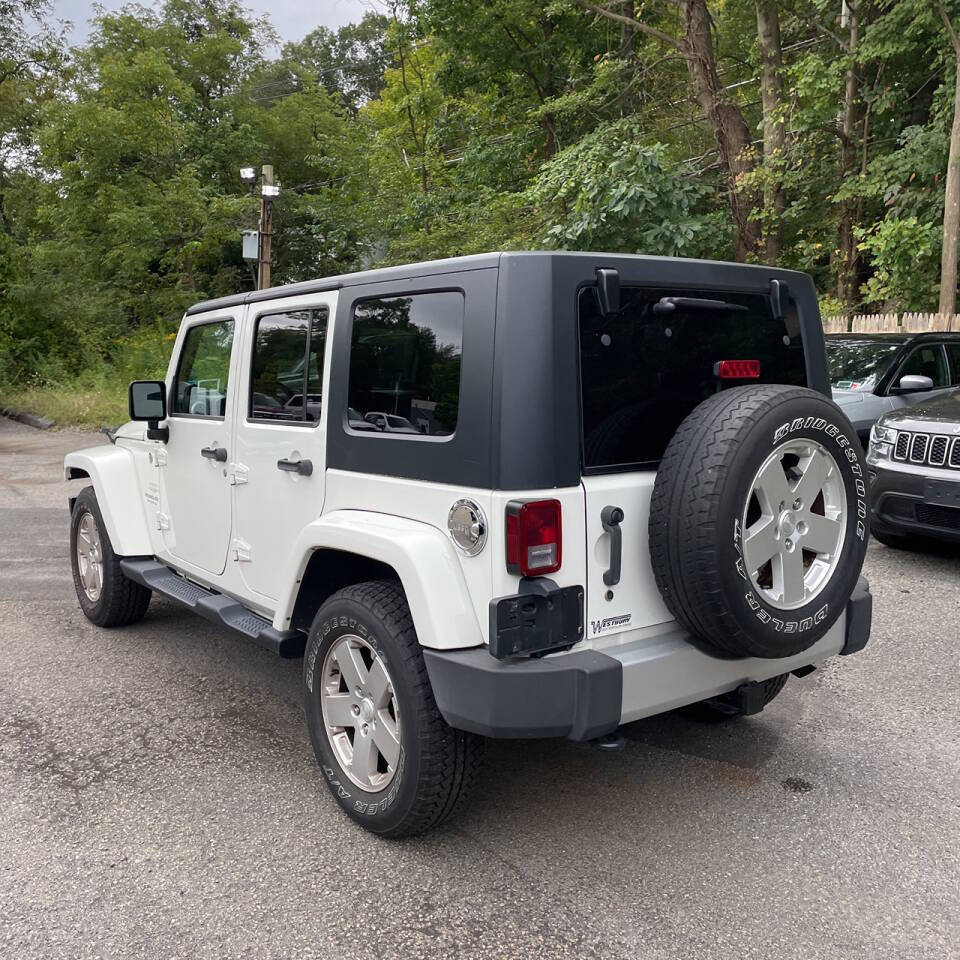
[578,286,806,470]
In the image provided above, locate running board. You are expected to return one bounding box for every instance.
[119,559,306,658]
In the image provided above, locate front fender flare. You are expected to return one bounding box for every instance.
[277,511,483,651]
[64,446,152,557]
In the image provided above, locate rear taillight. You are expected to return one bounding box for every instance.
[714,359,761,379]
[506,499,562,577]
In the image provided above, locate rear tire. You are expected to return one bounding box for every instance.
[70,486,151,627]
[303,580,482,837]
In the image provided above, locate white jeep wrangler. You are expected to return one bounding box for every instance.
[65,252,872,837]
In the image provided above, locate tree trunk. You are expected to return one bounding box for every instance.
[938,5,960,317]
[680,0,761,261]
[837,1,862,305]
[755,0,786,265]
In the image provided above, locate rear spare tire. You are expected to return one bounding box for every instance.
[649,385,868,659]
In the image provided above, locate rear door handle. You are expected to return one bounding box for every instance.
[201,446,228,462]
[277,457,313,477]
[601,505,624,586]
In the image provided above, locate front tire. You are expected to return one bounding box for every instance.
[303,580,482,837]
[70,487,151,627]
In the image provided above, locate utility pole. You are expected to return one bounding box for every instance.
[259,164,274,290]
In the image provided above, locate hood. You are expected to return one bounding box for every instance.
[831,388,865,406]
[881,389,960,432]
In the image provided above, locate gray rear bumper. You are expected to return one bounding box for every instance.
[424,577,871,740]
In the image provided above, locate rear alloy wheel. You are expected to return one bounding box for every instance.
[650,385,869,659]
[304,580,482,837]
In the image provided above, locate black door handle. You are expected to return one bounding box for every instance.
[277,457,313,477]
[201,445,228,462]
[601,505,624,586]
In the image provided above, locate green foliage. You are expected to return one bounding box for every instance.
[855,216,942,310]
[3,0,960,424]
[528,122,722,256]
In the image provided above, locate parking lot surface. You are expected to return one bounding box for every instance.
[1,415,958,959]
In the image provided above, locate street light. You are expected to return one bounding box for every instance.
[239,163,279,290]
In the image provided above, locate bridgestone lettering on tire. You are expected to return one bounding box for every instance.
[303,580,482,837]
[649,385,869,659]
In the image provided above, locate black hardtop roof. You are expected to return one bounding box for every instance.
[183,250,815,317]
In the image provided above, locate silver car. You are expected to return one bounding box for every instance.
[826,333,960,446]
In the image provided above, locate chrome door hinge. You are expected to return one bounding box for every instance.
[156,512,170,531]
[231,538,251,562]
[228,463,249,485]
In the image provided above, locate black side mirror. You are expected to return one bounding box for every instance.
[128,380,169,442]
[596,268,620,317]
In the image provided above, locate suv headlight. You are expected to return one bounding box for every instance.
[869,423,897,459]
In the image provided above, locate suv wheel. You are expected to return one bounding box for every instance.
[649,385,869,659]
[303,580,482,837]
[70,487,151,627]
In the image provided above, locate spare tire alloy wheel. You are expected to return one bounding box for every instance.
[742,438,846,611]
[649,385,868,659]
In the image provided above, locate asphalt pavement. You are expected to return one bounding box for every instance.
[1,415,958,960]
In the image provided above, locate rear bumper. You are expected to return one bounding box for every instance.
[424,577,872,740]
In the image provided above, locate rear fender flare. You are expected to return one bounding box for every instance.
[277,510,483,651]
[64,446,152,557]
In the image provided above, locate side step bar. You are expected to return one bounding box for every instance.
[120,559,306,658]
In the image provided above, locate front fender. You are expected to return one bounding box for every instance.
[277,510,483,651]
[64,445,152,557]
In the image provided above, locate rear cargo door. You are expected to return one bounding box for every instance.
[577,279,809,643]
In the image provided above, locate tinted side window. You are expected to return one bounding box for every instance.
[946,344,960,385]
[249,308,328,423]
[347,292,463,437]
[173,320,234,417]
[900,345,947,387]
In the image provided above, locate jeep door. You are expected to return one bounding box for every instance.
[161,312,240,576]
[230,293,334,603]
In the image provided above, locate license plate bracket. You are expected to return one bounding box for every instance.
[923,478,960,507]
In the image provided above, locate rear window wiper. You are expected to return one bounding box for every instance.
[653,296,749,316]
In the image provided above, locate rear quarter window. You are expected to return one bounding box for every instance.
[579,286,806,471]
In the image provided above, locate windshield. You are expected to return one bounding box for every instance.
[825,338,903,391]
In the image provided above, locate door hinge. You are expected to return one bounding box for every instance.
[231,538,251,562]
[156,512,170,531]
[152,448,167,467]
[229,463,249,485]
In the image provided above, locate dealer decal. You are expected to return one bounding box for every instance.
[591,613,632,635]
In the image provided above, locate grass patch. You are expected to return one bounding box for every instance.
[1,373,129,427]
[0,325,174,428]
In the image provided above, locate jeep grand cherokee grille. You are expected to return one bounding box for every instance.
[892,430,960,469]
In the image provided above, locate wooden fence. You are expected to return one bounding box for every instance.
[822,312,960,334]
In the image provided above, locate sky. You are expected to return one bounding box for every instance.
[49,0,378,47]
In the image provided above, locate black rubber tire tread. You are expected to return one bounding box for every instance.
[870,528,914,550]
[70,486,151,627]
[309,580,483,838]
[649,384,864,659]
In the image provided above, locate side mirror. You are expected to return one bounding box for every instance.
[896,374,934,394]
[128,380,169,442]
